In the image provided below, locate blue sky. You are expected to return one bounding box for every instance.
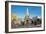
[11,5,41,17]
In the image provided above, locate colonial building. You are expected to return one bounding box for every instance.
[24,8,31,26]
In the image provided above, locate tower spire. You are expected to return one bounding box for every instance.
[27,8,29,16]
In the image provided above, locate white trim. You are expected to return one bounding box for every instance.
[8,2,44,32]
[9,2,43,6]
